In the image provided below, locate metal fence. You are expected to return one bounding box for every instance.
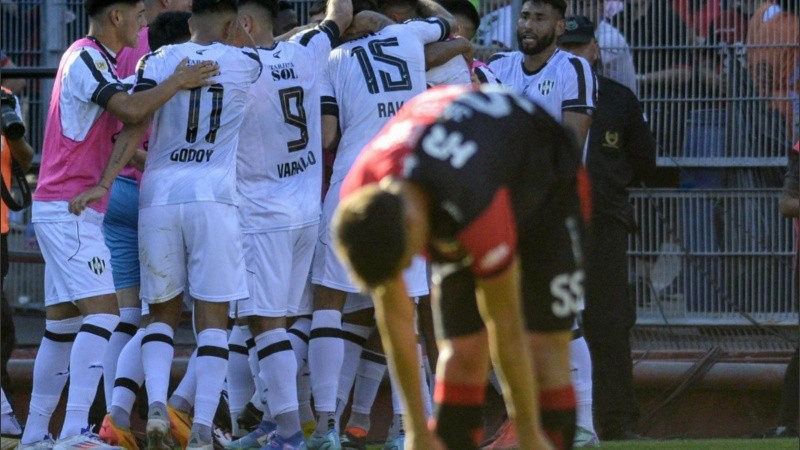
[630,188,797,325]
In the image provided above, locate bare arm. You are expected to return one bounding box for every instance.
[325,0,354,37]
[475,259,553,450]
[105,59,219,125]
[322,114,340,153]
[68,120,150,215]
[562,111,592,153]
[4,136,34,172]
[128,149,147,172]
[371,275,443,450]
[425,37,473,70]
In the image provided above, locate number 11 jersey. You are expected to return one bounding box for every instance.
[135,42,261,208]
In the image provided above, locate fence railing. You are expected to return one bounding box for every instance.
[629,188,797,326]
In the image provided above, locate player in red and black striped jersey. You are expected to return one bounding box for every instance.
[334,84,590,450]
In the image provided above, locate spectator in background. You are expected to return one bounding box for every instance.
[275,1,300,34]
[0,51,26,95]
[559,15,657,442]
[571,0,638,96]
[0,85,34,450]
[477,0,514,49]
[747,0,799,143]
[775,140,799,439]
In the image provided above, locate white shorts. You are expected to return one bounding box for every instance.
[138,203,248,304]
[312,180,430,296]
[290,274,314,317]
[341,255,428,314]
[235,224,317,318]
[32,201,115,306]
[311,180,359,292]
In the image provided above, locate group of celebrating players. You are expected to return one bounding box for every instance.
[3,0,604,449]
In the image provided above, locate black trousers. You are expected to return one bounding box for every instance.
[582,216,639,435]
[1,233,17,396]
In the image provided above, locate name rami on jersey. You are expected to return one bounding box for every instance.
[378,101,404,118]
[277,150,317,179]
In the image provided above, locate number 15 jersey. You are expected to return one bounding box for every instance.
[320,18,450,184]
[135,42,261,208]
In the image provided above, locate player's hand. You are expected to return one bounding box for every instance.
[171,58,219,89]
[68,185,108,216]
[406,430,445,450]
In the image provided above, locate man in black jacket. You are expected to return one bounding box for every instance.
[558,15,656,442]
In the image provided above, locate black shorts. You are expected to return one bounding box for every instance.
[434,212,581,339]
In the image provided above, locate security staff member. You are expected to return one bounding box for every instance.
[558,16,656,441]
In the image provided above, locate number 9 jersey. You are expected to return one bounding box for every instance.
[134,42,261,208]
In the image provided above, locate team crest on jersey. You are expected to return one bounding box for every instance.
[95,60,108,71]
[538,79,555,96]
[603,131,620,149]
[88,256,106,275]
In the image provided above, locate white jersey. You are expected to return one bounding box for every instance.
[320,18,450,184]
[426,54,472,87]
[237,22,339,233]
[135,42,261,207]
[488,49,596,121]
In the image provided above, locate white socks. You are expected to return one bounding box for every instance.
[141,322,175,408]
[110,328,146,429]
[228,325,255,436]
[571,334,595,434]
[193,328,229,427]
[335,323,373,424]
[255,328,299,438]
[103,307,141,406]
[21,317,81,444]
[61,313,120,438]
[308,310,343,415]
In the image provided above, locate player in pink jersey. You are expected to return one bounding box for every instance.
[22,2,216,450]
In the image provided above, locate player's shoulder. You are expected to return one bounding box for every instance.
[487,51,517,66]
[555,50,591,71]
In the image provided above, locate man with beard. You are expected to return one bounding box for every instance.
[487,0,596,152]
[484,2,595,449]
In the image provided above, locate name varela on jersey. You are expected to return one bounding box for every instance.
[277,150,317,179]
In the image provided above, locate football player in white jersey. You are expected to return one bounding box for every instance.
[70,1,261,449]
[483,1,596,449]
[306,2,454,448]
[223,0,352,448]
[487,0,596,151]
[23,1,215,449]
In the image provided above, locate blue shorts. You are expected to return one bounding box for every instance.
[103,176,140,290]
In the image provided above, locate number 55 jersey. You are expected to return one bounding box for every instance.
[134,42,261,207]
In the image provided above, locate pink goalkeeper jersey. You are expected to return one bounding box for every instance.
[34,37,128,212]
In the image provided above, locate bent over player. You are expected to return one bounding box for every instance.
[333,84,589,450]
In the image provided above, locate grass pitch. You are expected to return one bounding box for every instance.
[364,438,799,449]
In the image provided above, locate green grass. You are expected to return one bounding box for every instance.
[364,438,799,449]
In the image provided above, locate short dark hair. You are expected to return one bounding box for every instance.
[353,0,379,15]
[148,11,191,50]
[333,185,408,288]
[525,0,567,17]
[238,0,280,19]
[377,0,417,12]
[438,0,480,30]
[308,0,327,17]
[84,0,141,17]
[192,0,238,15]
